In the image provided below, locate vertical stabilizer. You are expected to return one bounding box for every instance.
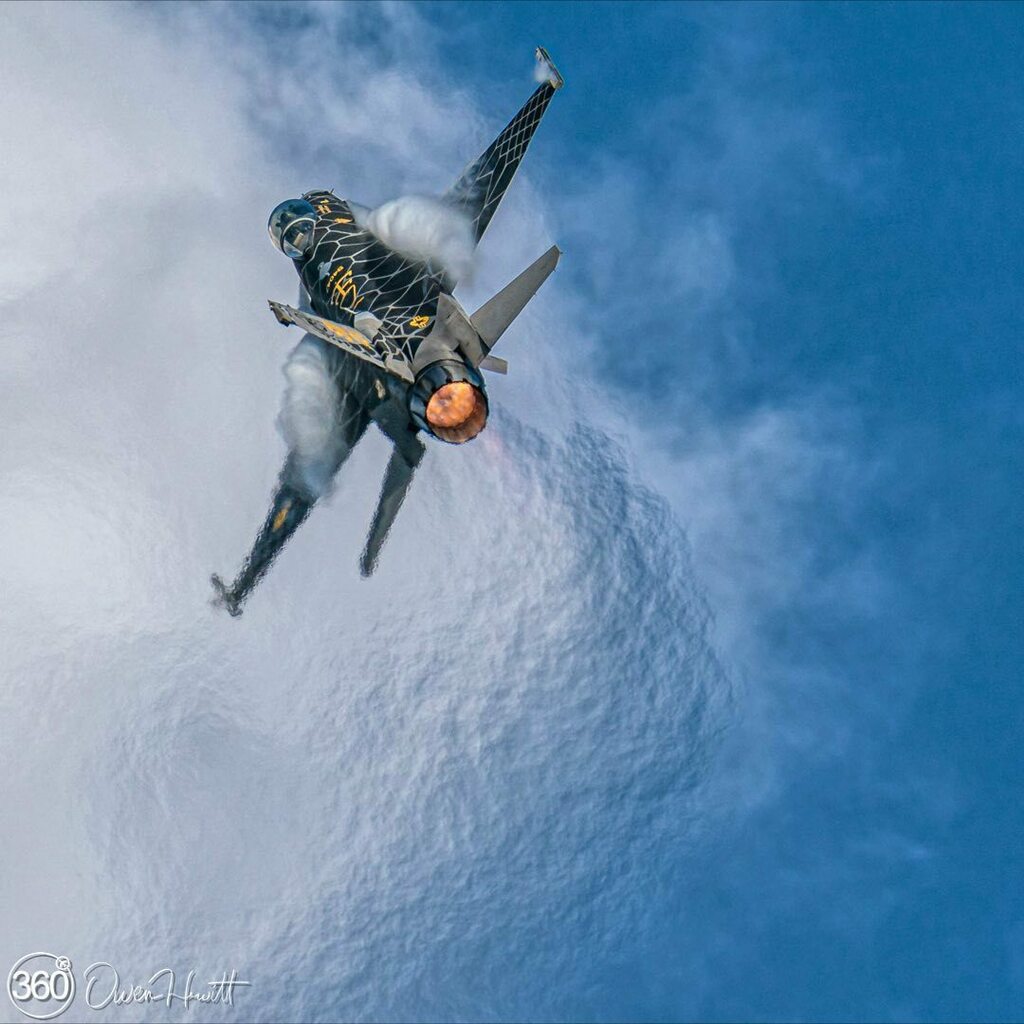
[471,245,561,352]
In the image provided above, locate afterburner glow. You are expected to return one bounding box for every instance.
[425,381,488,443]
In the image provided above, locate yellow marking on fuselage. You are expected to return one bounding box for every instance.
[333,217,352,224]
[409,315,431,329]
[324,265,347,292]
[273,502,291,531]
[316,201,331,215]
[327,266,363,309]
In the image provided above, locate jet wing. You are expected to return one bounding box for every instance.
[268,301,415,383]
[212,351,377,614]
[444,47,563,245]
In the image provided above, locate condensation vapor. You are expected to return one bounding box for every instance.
[358,193,476,281]
[277,335,346,499]
[0,6,735,1022]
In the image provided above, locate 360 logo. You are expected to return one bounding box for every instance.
[6,953,76,1020]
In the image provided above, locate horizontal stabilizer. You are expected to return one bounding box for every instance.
[480,354,508,374]
[361,437,424,577]
[471,245,560,351]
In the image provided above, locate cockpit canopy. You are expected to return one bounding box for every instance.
[268,198,316,260]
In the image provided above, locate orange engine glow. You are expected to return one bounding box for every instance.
[425,382,488,443]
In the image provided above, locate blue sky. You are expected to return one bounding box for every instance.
[0,3,1020,1021]
[428,3,1024,1018]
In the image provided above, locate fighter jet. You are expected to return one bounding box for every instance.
[212,48,564,615]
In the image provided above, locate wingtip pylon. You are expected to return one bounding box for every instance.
[535,47,564,91]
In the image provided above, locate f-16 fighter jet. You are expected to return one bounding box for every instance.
[212,49,563,615]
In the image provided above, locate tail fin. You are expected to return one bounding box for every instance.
[471,245,561,353]
[431,246,561,372]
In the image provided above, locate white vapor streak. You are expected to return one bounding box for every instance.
[278,337,343,498]
[358,194,476,281]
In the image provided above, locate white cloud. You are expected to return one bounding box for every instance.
[0,4,731,1019]
[0,2,899,1017]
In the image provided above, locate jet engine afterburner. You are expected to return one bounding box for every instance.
[408,360,488,444]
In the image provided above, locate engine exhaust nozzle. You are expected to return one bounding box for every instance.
[408,360,489,444]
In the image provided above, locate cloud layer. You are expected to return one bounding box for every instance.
[0,5,742,1020]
